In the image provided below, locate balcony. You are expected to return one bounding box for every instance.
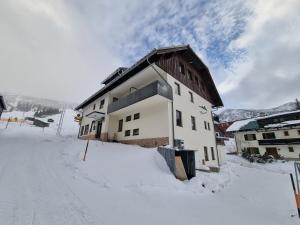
[107,80,173,114]
[259,138,300,145]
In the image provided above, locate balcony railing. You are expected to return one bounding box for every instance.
[259,138,300,145]
[107,80,173,113]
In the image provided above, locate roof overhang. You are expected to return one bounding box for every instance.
[86,111,105,120]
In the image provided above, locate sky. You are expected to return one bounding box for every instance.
[0,0,299,109]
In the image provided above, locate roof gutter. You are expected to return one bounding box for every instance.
[146,57,175,147]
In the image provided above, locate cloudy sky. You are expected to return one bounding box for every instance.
[0,0,299,109]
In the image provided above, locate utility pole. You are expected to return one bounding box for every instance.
[56,109,65,136]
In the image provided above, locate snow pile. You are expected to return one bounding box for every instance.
[224,138,237,153]
[0,110,298,225]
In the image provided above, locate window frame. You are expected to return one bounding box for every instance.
[133,128,139,136]
[133,113,140,120]
[174,82,181,96]
[118,119,123,132]
[126,115,132,122]
[189,91,194,103]
[187,69,192,80]
[204,146,209,161]
[176,110,183,127]
[125,130,131,137]
[179,62,185,74]
[100,99,105,109]
[211,147,215,160]
[191,116,196,130]
[244,134,257,141]
[262,132,276,139]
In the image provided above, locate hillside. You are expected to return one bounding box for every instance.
[1,92,77,112]
[218,101,299,122]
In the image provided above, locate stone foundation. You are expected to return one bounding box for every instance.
[79,132,109,141]
[119,137,169,148]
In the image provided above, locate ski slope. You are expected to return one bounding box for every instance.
[0,111,298,225]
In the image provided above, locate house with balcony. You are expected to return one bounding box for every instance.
[0,95,6,118]
[75,45,223,169]
[227,110,300,160]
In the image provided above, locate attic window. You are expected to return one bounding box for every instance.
[187,70,192,80]
[179,63,185,74]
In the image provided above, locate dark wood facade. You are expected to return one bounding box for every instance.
[156,52,214,104]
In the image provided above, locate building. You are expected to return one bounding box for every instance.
[0,95,6,118]
[75,45,223,169]
[227,110,300,160]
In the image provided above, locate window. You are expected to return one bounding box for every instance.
[134,113,140,120]
[289,147,294,152]
[80,126,84,136]
[118,119,123,132]
[207,122,210,131]
[211,147,215,160]
[133,128,139,136]
[298,130,300,135]
[187,70,192,80]
[191,116,196,130]
[125,130,130,137]
[189,91,194,103]
[284,131,289,136]
[84,124,89,135]
[126,115,132,122]
[262,132,276,139]
[179,62,185,74]
[100,99,105,109]
[113,97,118,102]
[93,104,96,110]
[175,82,181,95]
[204,121,207,130]
[195,76,199,87]
[244,134,256,141]
[176,110,183,127]
[204,147,209,161]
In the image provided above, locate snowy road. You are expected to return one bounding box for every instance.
[0,123,298,225]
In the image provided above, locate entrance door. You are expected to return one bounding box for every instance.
[265,147,279,159]
[95,121,102,139]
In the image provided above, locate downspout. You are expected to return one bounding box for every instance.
[146,57,175,147]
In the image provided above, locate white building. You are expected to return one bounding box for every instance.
[75,45,223,169]
[227,110,300,160]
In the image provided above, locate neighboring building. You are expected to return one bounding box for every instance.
[214,122,233,165]
[75,45,223,169]
[0,95,6,118]
[227,110,300,160]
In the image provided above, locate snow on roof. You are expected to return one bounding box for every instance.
[227,110,300,132]
[264,119,300,128]
[226,118,255,132]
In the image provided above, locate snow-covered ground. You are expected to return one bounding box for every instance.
[0,111,298,225]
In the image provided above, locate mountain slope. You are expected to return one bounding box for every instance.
[1,92,77,112]
[218,101,299,122]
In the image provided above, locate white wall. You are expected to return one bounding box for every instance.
[108,100,169,141]
[164,72,218,168]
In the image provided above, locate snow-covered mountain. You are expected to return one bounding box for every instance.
[1,92,77,112]
[217,101,299,122]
